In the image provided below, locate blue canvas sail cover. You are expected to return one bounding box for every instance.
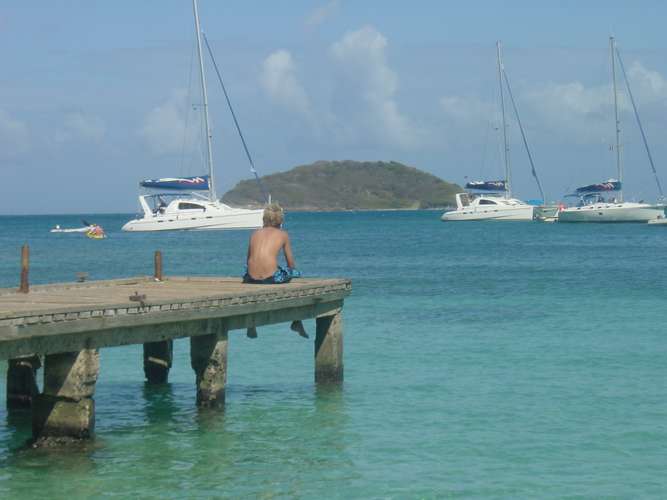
[140,175,209,191]
[465,180,507,192]
[575,179,621,195]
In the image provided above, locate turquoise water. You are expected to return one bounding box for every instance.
[0,211,666,498]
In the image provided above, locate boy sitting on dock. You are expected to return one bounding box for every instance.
[243,203,307,338]
[243,203,300,284]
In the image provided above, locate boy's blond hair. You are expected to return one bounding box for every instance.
[263,203,284,227]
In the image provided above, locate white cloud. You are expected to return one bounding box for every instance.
[529,81,611,117]
[440,73,665,145]
[522,61,667,142]
[139,89,195,155]
[626,61,667,104]
[260,50,311,117]
[305,0,339,28]
[0,109,29,158]
[440,96,495,125]
[55,112,106,144]
[330,26,421,148]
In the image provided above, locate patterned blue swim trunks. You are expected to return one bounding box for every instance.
[243,266,301,284]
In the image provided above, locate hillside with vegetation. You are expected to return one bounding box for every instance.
[222,160,461,210]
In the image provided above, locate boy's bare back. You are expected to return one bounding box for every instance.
[246,227,295,280]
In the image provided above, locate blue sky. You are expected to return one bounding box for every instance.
[2,1,667,214]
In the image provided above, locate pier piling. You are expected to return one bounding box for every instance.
[6,355,41,409]
[190,322,228,408]
[141,250,172,383]
[32,349,100,441]
[315,312,344,383]
[143,340,173,384]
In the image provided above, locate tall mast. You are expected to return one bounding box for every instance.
[610,36,622,202]
[615,42,664,199]
[193,0,216,201]
[497,41,511,198]
[501,61,546,203]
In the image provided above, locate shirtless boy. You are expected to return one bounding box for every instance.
[244,203,296,284]
[243,204,307,338]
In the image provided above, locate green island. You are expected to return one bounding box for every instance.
[222,160,462,210]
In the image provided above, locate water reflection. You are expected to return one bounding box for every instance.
[141,382,177,426]
[2,407,32,451]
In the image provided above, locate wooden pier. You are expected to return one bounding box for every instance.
[0,249,351,444]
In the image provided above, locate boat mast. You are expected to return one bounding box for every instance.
[501,57,547,203]
[610,36,622,202]
[193,0,217,201]
[615,42,665,199]
[497,41,511,198]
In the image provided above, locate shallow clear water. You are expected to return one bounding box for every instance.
[0,211,665,498]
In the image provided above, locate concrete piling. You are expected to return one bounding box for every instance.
[6,355,41,409]
[315,313,344,384]
[190,326,228,408]
[143,340,173,384]
[32,349,100,441]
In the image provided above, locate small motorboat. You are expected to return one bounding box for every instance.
[51,219,96,233]
[50,225,91,233]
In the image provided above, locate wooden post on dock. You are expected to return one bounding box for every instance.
[190,321,228,407]
[154,250,163,281]
[6,355,41,409]
[32,349,100,441]
[315,312,344,383]
[19,244,29,293]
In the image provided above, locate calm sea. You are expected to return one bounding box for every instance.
[0,211,665,498]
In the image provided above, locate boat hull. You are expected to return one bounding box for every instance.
[50,227,91,233]
[440,205,534,221]
[533,205,560,222]
[558,203,664,223]
[122,207,263,232]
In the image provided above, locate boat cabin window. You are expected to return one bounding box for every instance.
[178,202,205,210]
[459,194,471,207]
[478,199,497,205]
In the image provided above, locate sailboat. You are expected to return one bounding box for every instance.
[441,42,538,222]
[122,0,263,232]
[559,37,664,223]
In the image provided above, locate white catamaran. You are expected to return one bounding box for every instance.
[123,0,263,232]
[559,37,664,223]
[441,41,541,222]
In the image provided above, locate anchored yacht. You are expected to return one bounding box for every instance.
[123,191,262,232]
[441,42,542,223]
[559,181,663,223]
[441,188,533,222]
[559,38,665,223]
[123,0,263,232]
